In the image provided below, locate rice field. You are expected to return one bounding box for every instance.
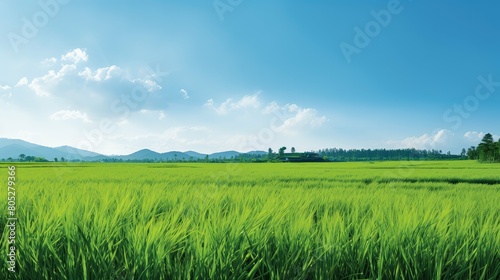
[1,161,499,279]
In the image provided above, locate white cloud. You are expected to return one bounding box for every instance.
[61,48,88,64]
[79,65,122,81]
[29,64,77,96]
[132,79,161,92]
[180,89,189,99]
[0,85,11,91]
[49,110,92,123]
[261,101,328,134]
[273,104,327,134]
[464,131,500,143]
[390,129,454,149]
[262,101,280,114]
[23,49,164,118]
[41,57,57,67]
[15,77,28,87]
[205,93,261,115]
[464,131,485,142]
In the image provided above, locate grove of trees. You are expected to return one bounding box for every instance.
[316,148,462,161]
[467,133,500,162]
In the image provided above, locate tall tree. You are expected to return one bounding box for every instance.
[278,147,287,158]
[460,148,466,158]
[19,154,26,162]
[478,133,495,162]
[291,147,296,153]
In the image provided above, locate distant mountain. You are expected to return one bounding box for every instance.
[0,138,41,149]
[0,144,41,159]
[161,151,192,160]
[245,151,267,156]
[0,138,105,160]
[184,151,207,159]
[209,151,240,159]
[54,145,102,158]
[110,149,195,161]
[117,149,162,161]
[0,138,267,162]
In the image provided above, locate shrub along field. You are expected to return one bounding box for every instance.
[1,161,499,279]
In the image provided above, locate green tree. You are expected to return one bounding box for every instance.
[460,148,466,158]
[291,147,296,153]
[496,138,500,162]
[54,158,58,162]
[278,147,286,158]
[19,154,26,162]
[268,148,273,159]
[477,133,495,162]
[467,146,478,160]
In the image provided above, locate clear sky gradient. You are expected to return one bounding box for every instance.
[0,0,498,154]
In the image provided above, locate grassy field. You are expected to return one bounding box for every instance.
[1,161,499,279]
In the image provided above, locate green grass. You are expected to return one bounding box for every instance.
[1,161,499,279]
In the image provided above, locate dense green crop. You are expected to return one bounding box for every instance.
[1,161,499,279]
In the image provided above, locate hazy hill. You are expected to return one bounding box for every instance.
[209,151,240,159]
[0,138,265,162]
[0,139,103,160]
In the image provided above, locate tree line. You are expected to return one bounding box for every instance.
[315,148,462,161]
[466,133,500,162]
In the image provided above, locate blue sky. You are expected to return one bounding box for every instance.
[0,0,499,154]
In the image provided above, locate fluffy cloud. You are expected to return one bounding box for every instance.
[262,102,327,134]
[15,48,168,121]
[61,48,88,64]
[79,65,122,81]
[15,77,28,87]
[205,93,327,135]
[205,93,260,115]
[390,129,454,149]
[28,64,78,96]
[464,131,485,142]
[274,105,327,133]
[137,79,161,92]
[262,101,280,114]
[464,131,500,143]
[50,110,92,123]
[0,85,11,91]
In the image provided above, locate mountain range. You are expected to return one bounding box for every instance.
[0,138,266,161]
